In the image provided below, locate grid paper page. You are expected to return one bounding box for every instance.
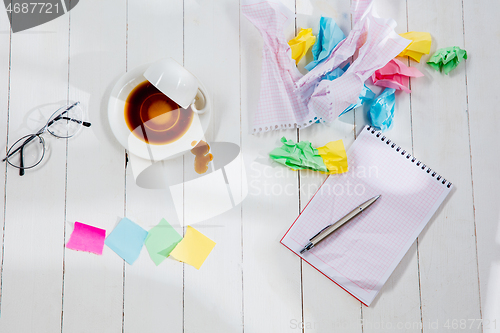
[241,0,319,133]
[281,126,452,305]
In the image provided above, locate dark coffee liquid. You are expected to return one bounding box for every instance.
[124,81,194,145]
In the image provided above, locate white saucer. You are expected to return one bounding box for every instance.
[107,63,211,160]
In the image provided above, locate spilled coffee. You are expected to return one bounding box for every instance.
[191,140,213,174]
[124,81,194,145]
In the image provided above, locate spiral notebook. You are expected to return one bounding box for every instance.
[281,126,453,306]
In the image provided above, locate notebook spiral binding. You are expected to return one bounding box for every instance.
[366,126,452,188]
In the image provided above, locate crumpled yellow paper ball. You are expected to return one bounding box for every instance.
[288,28,316,64]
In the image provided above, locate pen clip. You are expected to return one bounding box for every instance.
[309,224,332,241]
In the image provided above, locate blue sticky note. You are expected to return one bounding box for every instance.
[322,64,376,116]
[305,17,346,71]
[338,84,376,116]
[367,88,396,132]
[105,218,148,265]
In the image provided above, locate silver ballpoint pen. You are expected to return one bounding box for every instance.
[300,194,381,254]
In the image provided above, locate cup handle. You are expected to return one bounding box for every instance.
[190,88,207,115]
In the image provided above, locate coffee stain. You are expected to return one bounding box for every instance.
[191,140,213,174]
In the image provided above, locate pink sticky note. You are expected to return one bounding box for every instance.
[66,222,106,255]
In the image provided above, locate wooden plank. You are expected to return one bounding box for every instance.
[240,0,303,331]
[408,0,481,330]
[123,0,184,332]
[183,0,244,331]
[463,0,500,331]
[359,1,422,332]
[0,14,68,332]
[296,0,422,330]
[296,1,362,332]
[0,4,10,317]
[62,0,126,331]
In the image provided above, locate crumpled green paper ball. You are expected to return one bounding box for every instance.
[269,137,328,173]
[427,46,467,75]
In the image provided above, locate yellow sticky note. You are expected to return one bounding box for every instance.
[316,140,348,174]
[170,226,216,270]
[288,28,316,64]
[398,31,432,62]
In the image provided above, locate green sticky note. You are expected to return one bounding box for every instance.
[145,218,182,266]
[427,46,467,75]
[269,137,328,172]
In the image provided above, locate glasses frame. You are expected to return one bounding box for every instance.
[3,102,90,176]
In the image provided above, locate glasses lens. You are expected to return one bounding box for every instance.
[6,134,45,169]
[47,102,84,138]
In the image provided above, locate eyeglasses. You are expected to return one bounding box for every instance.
[2,101,91,176]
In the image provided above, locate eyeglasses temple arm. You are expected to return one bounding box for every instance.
[2,133,38,162]
[59,117,91,127]
[45,102,79,128]
[19,145,25,176]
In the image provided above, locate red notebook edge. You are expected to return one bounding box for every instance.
[279,175,329,244]
[280,240,369,307]
[279,175,369,307]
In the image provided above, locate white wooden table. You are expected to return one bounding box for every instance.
[0,0,497,332]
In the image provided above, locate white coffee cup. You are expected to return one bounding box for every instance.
[144,58,207,114]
